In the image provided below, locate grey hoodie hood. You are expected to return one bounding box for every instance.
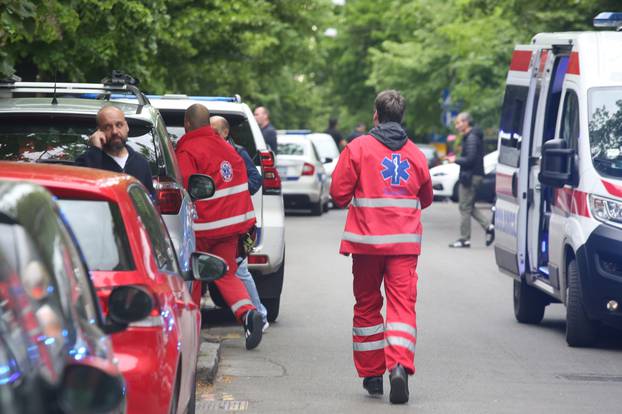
[369,121,408,150]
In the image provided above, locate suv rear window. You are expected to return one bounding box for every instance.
[0,114,159,175]
[57,199,134,271]
[159,109,259,165]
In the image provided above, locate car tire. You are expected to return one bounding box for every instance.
[566,259,598,347]
[323,201,329,213]
[450,182,459,203]
[310,199,322,216]
[513,278,546,324]
[264,297,281,323]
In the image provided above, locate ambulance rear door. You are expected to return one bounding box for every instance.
[494,45,543,278]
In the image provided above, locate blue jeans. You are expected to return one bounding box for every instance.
[237,257,268,324]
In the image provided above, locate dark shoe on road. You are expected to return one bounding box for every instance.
[244,310,263,350]
[448,239,471,248]
[485,225,495,246]
[363,376,383,396]
[389,364,409,404]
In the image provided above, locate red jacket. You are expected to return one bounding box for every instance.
[330,133,432,255]
[175,126,256,239]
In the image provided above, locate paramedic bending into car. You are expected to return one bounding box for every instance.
[175,104,263,351]
[330,90,433,405]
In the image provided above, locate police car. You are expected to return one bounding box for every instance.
[494,12,622,346]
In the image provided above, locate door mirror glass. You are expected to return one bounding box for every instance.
[322,157,333,164]
[188,174,215,200]
[107,285,154,326]
[539,139,577,187]
[58,363,124,414]
[191,252,228,282]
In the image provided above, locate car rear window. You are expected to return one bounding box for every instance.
[57,199,134,271]
[0,114,158,175]
[277,141,305,156]
[159,109,259,165]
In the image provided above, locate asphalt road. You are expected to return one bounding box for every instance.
[198,202,622,413]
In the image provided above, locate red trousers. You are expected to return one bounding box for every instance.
[352,254,418,377]
[196,235,255,322]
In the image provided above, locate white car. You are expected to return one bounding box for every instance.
[431,150,498,201]
[276,132,331,215]
[307,132,340,177]
[119,94,286,322]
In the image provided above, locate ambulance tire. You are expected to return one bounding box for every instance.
[513,279,546,324]
[566,259,598,347]
[451,183,459,203]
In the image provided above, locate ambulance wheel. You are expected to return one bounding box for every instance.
[566,259,598,347]
[264,297,280,322]
[451,182,459,202]
[513,279,546,324]
[311,199,323,216]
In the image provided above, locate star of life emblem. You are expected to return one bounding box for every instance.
[381,154,410,186]
[220,160,233,182]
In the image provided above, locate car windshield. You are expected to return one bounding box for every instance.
[277,141,305,156]
[57,199,134,271]
[0,115,158,174]
[588,87,622,178]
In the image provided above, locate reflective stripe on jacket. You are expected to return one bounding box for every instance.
[175,126,256,239]
[330,134,432,255]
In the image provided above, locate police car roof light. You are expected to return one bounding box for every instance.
[277,130,312,135]
[593,12,622,30]
[144,94,242,103]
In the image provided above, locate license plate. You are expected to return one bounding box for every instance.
[277,166,287,178]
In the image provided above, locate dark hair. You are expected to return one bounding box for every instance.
[375,90,405,123]
[328,118,338,128]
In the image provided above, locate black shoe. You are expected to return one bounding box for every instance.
[243,310,263,350]
[485,225,495,247]
[362,376,383,396]
[389,364,409,404]
[449,239,470,248]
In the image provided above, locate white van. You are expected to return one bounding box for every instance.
[494,13,622,347]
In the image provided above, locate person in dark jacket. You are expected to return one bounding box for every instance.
[449,112,494,248]
[211,116,269,331]
[253,106,277,154]
[76,105,155,199]
[325,117,346,150]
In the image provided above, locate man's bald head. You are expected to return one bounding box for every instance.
[184,103,211,132]
[210,116,230,140]
[96,105,126,128]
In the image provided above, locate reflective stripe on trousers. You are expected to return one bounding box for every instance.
[231,299,254,314]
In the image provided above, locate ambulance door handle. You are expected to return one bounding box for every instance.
[535,184,541,192]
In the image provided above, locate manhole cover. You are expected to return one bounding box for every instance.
[557,373,622,382]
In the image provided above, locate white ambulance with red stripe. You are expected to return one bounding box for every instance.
[494,12,622,347]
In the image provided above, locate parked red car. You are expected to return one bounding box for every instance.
[0,162,225,414]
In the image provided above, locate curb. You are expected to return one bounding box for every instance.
[196,339,221,384]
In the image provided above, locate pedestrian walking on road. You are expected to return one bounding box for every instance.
[330,90,433,404]
[211,115,269,332]
[76,105,155,199]
[175,104,263,350]
[253,106,277,154]
[448,112,494,248]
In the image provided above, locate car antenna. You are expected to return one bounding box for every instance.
[51,68,58,105]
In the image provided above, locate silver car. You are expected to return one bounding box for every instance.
[276,132,331,216]
[0,79,196,278]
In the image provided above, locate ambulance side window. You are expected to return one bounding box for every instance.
[542,55,569,142]
[498,85,528,167]
[560,90,580,151]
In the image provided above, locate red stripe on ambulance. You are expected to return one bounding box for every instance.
[567,51,580,75]
[509,50,532,72]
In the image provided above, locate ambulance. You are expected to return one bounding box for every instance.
[494,12,622,347]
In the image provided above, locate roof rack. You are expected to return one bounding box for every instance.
[277,129,312,135]
[0,72,150,114]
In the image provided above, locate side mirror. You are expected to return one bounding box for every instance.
[190,252,228,282]
[539,139,578,188]
[188,174,215,201]
[103,285,154,334]
[58,362,125,414]
[322,157,333,164]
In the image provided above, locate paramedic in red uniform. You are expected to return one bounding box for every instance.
[330,90,432,404]
[175,103,263,350]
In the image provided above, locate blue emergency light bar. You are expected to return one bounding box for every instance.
[593,12,622,29]
[277,129,312,135]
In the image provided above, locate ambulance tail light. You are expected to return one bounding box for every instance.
[155,176,183,215]
[302,163,315,176]
[260,150,281,195]
[248,254,269,265]
[593,12,622,30]
[589,194,622,227]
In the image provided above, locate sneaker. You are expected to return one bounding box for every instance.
[389,364,409,404]
[449,239,471,248]
[243,310,263,350]
[262,321,270,332]
[485,225,495,247]
[363,376,383,396]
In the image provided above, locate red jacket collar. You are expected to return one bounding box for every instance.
[177,125,221,148]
